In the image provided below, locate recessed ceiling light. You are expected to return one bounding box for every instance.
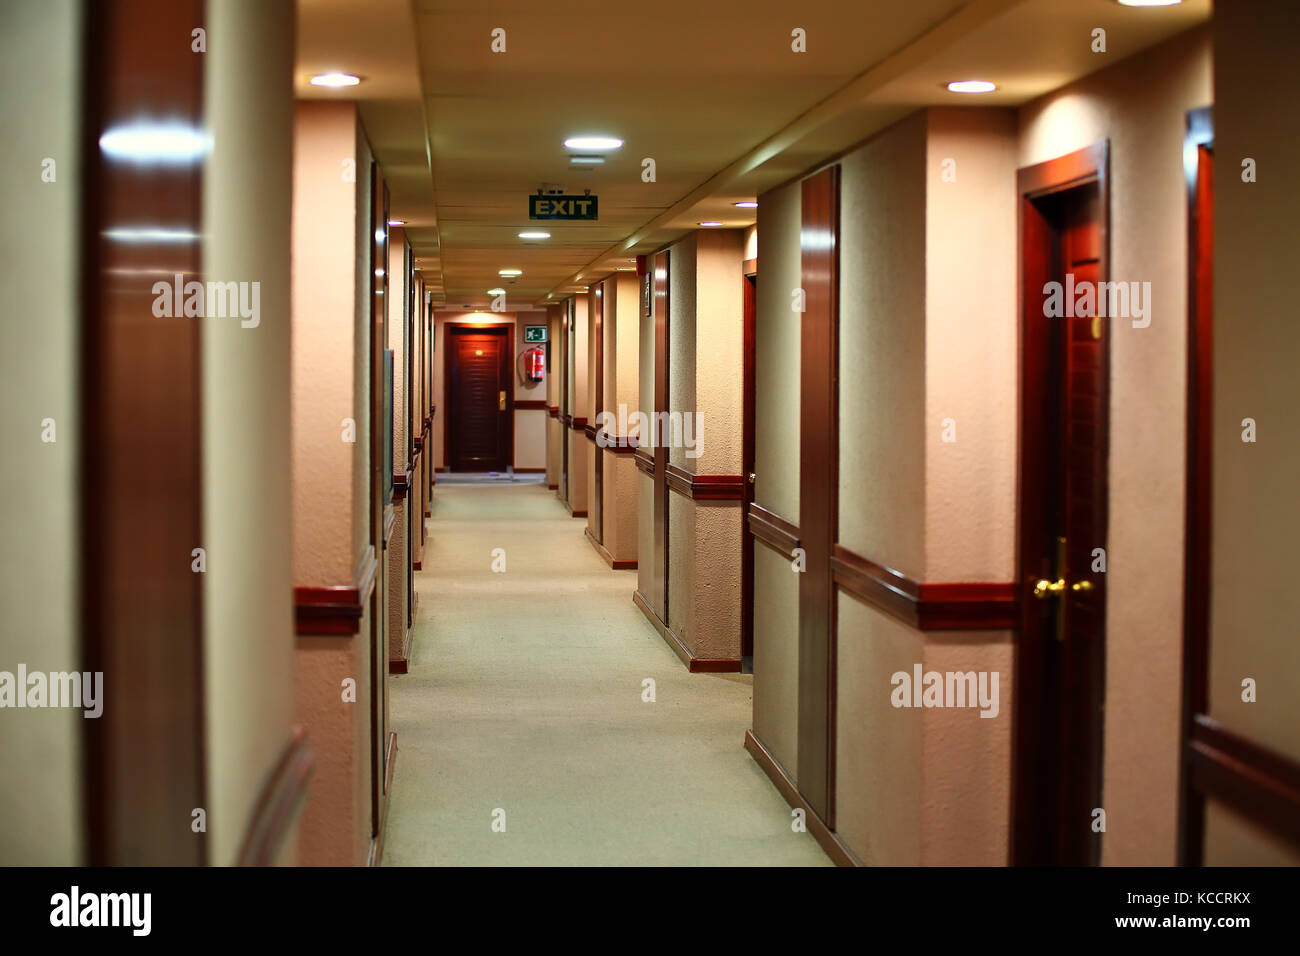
[564,136,622,151]
[518,231,550,240]
[570,155,605,166]
[1116,0,1181,5]
[499,268,522,276]
[310,72,361,88]
[699,221,723,228]
[487,288,506,295]
[734,201,758,208]
[947,80,997,94]
[388,219,404,226]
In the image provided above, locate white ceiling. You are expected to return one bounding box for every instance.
[296,0,1210,309]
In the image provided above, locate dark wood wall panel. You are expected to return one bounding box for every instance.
[81,0,208,866]
[796,165,840,822]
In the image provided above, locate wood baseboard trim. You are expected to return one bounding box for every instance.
[571,509,588,518]
[633,589,741,673]
[584,526,638,570]
[547,483,558,490]
[294,546,379,636]
[236,725,314,866]
[367,732,398,867]
[830,543,1017,630]
[514,399,548,410]
[388,628,411,674]
[744,729,859,867]
[413,561,422,571]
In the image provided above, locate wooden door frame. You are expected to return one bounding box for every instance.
[652,250,671,622]
[443,322,515,473]
[1178,107,1214,866]
[796,165,841,825]
[1011,141,1111,866]
[80,0,208,866]
[368,160,390,840]
[741,266,758,661]
[593,282,605,542]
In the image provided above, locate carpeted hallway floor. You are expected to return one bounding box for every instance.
[382,481,831,866]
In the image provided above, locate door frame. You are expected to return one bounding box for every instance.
[1011,141,1111,866]
[652,250,671,622]
[444,322,514,473]
[592,282,605,541]
[1177,106,1214,866]
[741,263,758,662]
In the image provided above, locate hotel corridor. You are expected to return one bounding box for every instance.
[383,481,829,866]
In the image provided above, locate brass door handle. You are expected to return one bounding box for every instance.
[498,390,507,411]
[1033,577,1092,599]
[747,473,756,484]
[1033,578,1065,599]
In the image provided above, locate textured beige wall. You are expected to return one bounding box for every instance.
[385,232,409,661]
[750,179,801,765]
[1020,26,1211,867]
[292,101,362,585]
[924,108,1017,582]
[600,274,640,562]
[1208,0,1300,788]
[837,110,927,578]
[293,622,373,866]
[0,0,83,865]
[753,181,801,524]
[201,0,297,866]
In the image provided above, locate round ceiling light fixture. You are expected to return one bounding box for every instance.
[498,268,523,276]
[734,201,758,208]
[946,80,997,94]
[699,221,723,228]
[310,72,361,88]
[563,136,623,151]
[518,231,551,240]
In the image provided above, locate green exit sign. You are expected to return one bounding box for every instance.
[524,326,547,343]
[529,194,598,220]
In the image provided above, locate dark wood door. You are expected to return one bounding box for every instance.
[592,284,604,541]
[447,326,511,472]
[1015,144,1110,866]
[741,272,757,662]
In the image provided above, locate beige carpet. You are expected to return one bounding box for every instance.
[382,482,831,866]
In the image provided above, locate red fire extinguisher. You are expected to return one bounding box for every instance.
[520,345,545,384]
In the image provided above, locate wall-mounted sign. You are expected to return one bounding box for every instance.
[529,194,598,220]
[524,325,547,343]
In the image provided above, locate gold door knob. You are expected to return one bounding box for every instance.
[498,390,507,411]
[1071,579,1093,592]
[1033,578,1065,599]
[748,473,756,484]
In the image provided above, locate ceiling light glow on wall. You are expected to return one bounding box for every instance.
[699,221,723,228]
[99,122,210,165]
[518,231,550,239]
[946,80,997,94]
[570,155,605,166]
[734,201,758,208]
[499,269,522,276]
[563,136,623,151]
[310,73,361,87]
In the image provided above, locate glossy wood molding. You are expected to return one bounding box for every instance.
[633,590,741,673]
[747,503,801,560]
[744,730,857,866]
[665,462,745,501]
[559,412,572,427]
[583,423,597,441]
[547,405,559,418]
[1188,715,1300,853]
[570,416,589,430]
[633,448,655,476]
[294,546,379,636]
[830,544,1016,630]
[236,726,313,866]
[598,432,638,454]
[392,471,409,501]
[514,399,548,410]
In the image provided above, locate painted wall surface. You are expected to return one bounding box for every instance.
[602,274,641,561]
[1019,26,1212,866]
[1204,0,1300,864]
[837,110,927,578]
[386,232,410,662]
[291,101,363,585]
[201,0,297,865]
[750,178,802,773]
[430,311,548,471]
[0,0,83,865]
